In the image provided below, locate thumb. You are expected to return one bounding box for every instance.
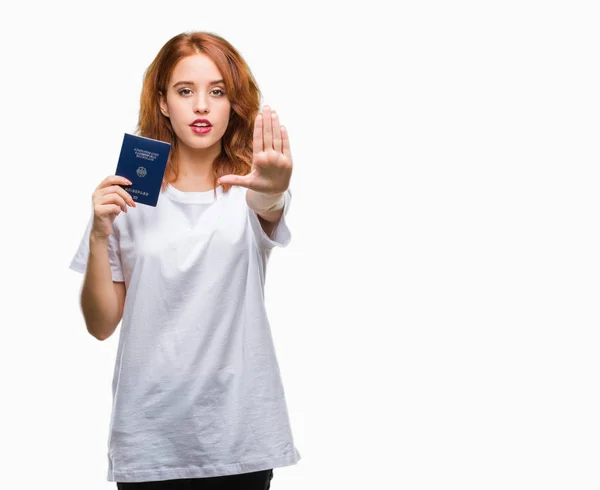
[218,174,251,187]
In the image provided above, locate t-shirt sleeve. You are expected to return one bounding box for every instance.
[68,212,125,282]
[247,187,292,250]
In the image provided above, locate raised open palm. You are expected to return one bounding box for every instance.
[218,105,292,195]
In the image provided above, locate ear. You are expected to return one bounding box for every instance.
[158,91,170,118]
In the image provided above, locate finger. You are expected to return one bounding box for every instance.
[94,203,122,217]
[100,193,129,213]
[271,110,282,153]
[218,174,253,188]
[96,186,135,208]
[97,185,136,207]
[263,105,273,150]
[281,125,292,159]
[253,114,263,157]
[97,175,132,191]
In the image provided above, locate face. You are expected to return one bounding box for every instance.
[159,53,231,151]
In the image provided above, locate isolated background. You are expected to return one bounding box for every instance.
[1,1,599,489]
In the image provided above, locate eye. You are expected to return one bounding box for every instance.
[211,89,226,96]
[178,88,192,96]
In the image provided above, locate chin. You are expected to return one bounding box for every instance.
[179,135,216,149]
[179,128,223,147]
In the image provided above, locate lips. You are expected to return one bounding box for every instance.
[190,118,212,127]
[191,125,212,134]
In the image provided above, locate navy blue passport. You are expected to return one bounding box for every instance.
[115,133,171,207]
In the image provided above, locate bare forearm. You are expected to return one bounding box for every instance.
[80,235,122,340]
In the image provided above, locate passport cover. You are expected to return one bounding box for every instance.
[115,133,171,207]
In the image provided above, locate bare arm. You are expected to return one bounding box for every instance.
[80,234,126,341]
[246,189,285,239]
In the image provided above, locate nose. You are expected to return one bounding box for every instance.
[194,95,210,114]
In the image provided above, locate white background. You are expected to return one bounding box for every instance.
[1,1,599,488]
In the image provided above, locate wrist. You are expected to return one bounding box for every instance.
[89,232,109,247]
[246,189,285,213]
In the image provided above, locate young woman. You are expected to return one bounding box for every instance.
[69,31,301,489]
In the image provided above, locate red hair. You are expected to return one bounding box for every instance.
[135,31,261,196]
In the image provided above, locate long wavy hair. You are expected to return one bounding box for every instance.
[135,31,261,198]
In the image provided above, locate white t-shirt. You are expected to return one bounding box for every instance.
[69,183,301,483]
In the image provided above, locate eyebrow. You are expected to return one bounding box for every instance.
[172,80,224,88]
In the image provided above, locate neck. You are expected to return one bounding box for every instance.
[170,141,222,191]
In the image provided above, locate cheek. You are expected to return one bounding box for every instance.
[220,107,232,127]
[167,98,187,119]
[171,104,186,123]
